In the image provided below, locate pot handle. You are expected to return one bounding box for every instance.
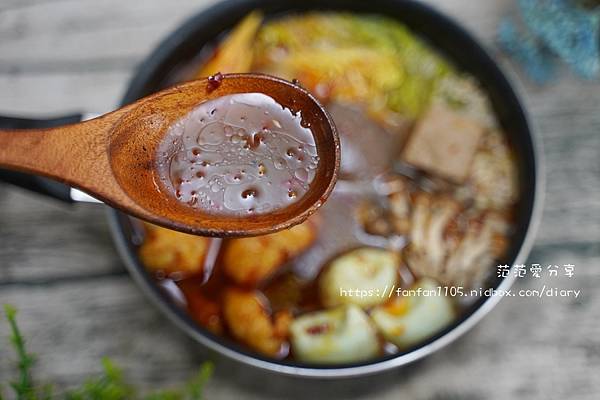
[0,113,83,203]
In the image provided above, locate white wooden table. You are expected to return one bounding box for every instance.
[1,1,599,399]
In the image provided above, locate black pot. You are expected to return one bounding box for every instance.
[0,0,543,378]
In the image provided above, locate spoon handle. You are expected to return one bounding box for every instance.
[0,113,83,202]
[0,114,119,204]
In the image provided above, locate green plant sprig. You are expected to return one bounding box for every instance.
[2,305,212,400]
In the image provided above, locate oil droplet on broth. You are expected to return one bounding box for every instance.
[156,93,318,215]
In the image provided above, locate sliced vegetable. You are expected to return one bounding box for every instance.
[290,305,380,363]
[253,12,452,119]
[371,278,455,348]
[319,247,399,309]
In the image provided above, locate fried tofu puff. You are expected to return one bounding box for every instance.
[139,223,210,278]
[371,278,455,349]
[319,247,399,309]
[289,305,380,363]
[222,219,317,286]
[222,288,291,357]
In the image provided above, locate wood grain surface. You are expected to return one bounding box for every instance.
[1,1,599,399]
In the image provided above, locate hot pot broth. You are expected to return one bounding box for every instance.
[137,12,519,363]
[156,92,319,216]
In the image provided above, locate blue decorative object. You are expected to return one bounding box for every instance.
[498,19,557,84]
[498,0,600,83]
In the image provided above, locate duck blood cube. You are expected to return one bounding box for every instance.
[402,105,484,183]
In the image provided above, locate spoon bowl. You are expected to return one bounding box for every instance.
[0,74,340,237]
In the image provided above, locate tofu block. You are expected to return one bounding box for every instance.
[402,105,484,182]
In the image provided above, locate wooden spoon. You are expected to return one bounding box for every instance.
[0,73,340,237]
